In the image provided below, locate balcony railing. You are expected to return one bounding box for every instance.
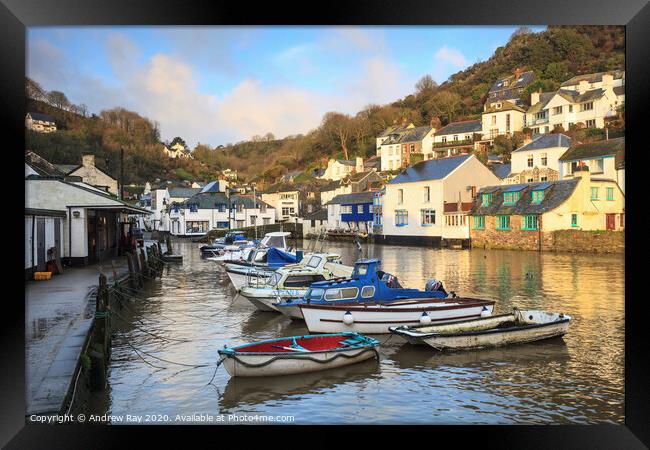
[433,139,474,149]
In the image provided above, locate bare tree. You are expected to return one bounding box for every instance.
[25,77,45,101]
[46,90,71,111]
[415,75,437,96]
[322,112,353,160]
[426,91,462,123]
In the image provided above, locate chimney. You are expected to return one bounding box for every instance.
[356,157,364,173]
[530,90,541,105]
[577,80,589,93]
[82,154,95,168]
[601,73,613,88]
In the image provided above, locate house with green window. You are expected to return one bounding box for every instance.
[377,154,499,246]
[469,166,624,251]
[559,137,625,194]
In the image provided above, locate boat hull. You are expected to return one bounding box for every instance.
[390,310,571,350]
[275,303,304,320]
[300,300,494,334]
[219,346,378,377]
[225,267,272,291]
[240,288,305,313]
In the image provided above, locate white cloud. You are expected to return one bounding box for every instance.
[434,45,468,69]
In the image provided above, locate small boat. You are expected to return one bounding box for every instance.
[200,231,252,256]
[389,308,571,350]
[208,231,293,265]
[217,332,380,377]
[274,258,453,320]
[225,247,302,291]
[239,253,354,312]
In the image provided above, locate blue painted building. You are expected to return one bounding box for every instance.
[326,191,375,232]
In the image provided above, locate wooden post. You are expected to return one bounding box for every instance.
[166,235,172,254]
[126,252,136,289]
[90,274,109,391]
[139,248,148,280]
[157,241,163,257]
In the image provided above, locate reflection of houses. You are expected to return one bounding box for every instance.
[525,71,624,135]
[26,112,57,133]
[378,154,499,246]
[558,137,625,193]
[505,133,572,184]
[469,167,625,251]
[25,156,151,275]
[169,188,274,236]
[326,191,375,233]
[378,125,436,171]
[487,69,536,107]
[432,120,482,159]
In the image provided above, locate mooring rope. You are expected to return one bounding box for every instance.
[123,340,213,368]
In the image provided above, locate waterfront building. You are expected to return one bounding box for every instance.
[487,68,536,107]
[525,71,624,136]
[25,112,57,133]
[468,166,625,251]
[325,191,375,233]
[261,184,300,222]
[505,133,572,184]
[378,125,436,171]
[432,120,482,159]
[302,209,329,237]
[558,137,625,193]
[372,188,385,235]
[378,154,500,246]
[169,190,274,236]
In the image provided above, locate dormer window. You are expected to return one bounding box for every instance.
[503,192,520,205]
[481,193,493,206]
[531,190,545,204]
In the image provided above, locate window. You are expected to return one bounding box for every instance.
[568,105,573,113]
[260,204,267,213]
[473,216,485,230]
[236,220,244,228]
[324,287,359,301]
[481,193,493,206]
[541,153,548,166]
[591,187,599,200]
[235,204,244,212]
[421,209,436,226]
[263,218,270,225]
[216,221,229,229]
[553,106,563,115]
[541,176,548,182]
[453,135,459,141]
[398,189,404,205]
[503,192,520,205]
[424,186,431,202]
[506,113,511,132]
[395,209,408,226]
[606,187,614,201]
[586,119,596,128]
[593,158,604,173]
[250,216,256,226]
[571,213,578,227]
[531,190,545,204]
[527,178,534,183]
[410,144,415,152]
[522,215,538,230]
[532,127,539,135]
[341,205,352,214]
[185,221,209,234]
[284,274,327,288]
[361,286,375,298]
[527,156,534,168]
[582,102,594,111]
[216,203,226,212]
[441,136,447,143]
[496,215,510,230]
[491,115,497,125]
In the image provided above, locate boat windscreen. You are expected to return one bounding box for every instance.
[264,236,286,248]
[306,256,322,268]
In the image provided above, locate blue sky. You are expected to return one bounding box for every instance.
[27,26,545,147]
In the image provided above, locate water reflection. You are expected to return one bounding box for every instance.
[93,240,624,424]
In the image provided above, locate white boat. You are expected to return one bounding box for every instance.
[208,231,293,265]
[389,308,571,350]
[217,333,380,377]
[299,298,496,334]
[240,253,354,312]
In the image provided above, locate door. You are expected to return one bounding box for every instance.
[54,218,61,258]
[36,218,46,271]
[606,213,616,231]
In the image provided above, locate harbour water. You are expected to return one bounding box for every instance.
[89,240,624,424]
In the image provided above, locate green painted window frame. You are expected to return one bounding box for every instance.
[481,193,492,206]
[503,191,520,205]
[473,216,485,230]
[591,187,599,200]
[571,213,578,227]
[521,215,538,230]
[496,215,510,230]
[606,187,614,201]
[531,190,545,204]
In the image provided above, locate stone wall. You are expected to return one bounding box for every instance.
[470,215,542,251]
[542,230,625,254]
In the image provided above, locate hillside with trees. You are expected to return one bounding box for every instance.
[25,25,624,188]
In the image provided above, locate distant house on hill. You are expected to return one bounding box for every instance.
[377,125,436,171]
[432,120,482,159]
[25,112,57,133]
[487,69,536,107]
[320,157,365,181]
[505,133,572,185]
[162,142,192,159]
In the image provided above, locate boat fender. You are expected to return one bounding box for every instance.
[343,311,354,325]
[420,311,432,325]
[480,306,491,318]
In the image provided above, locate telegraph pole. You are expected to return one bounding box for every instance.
[120,147,125,200]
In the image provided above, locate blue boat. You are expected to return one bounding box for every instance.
[274,258,450,319]
[217,332,380,377]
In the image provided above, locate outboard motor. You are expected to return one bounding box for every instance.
[425,279,447,296]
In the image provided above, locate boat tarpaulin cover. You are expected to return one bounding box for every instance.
[267,248,298,265]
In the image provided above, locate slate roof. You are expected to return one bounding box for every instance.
[388,155,471,184]
[168,187,201,198]
[28,112,56,123]
[382,126,432,145]
[364,156,381,169]
[319,180,341,192]
[483,101,526,114]
[337,159,356,166]
[264,182,301,194]
[526,92,556,115]
[560,70,624,87]
[490,163,512,179]
[378,124,411,137]
[435,120,482,136]
[558,137,624,162]
[513,133,572,153]
[613,85,625,96]
[304,209,328,221]
[25,151,67,177]
[488,70,536,95]
[54,164,80,174]
[182,192,273,209]
[470,179,580,216]
[556,88,606,104]
[326,191,375,205]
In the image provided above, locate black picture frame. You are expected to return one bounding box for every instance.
[3,0,648,447]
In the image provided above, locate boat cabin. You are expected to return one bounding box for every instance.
[259,231,291,249]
